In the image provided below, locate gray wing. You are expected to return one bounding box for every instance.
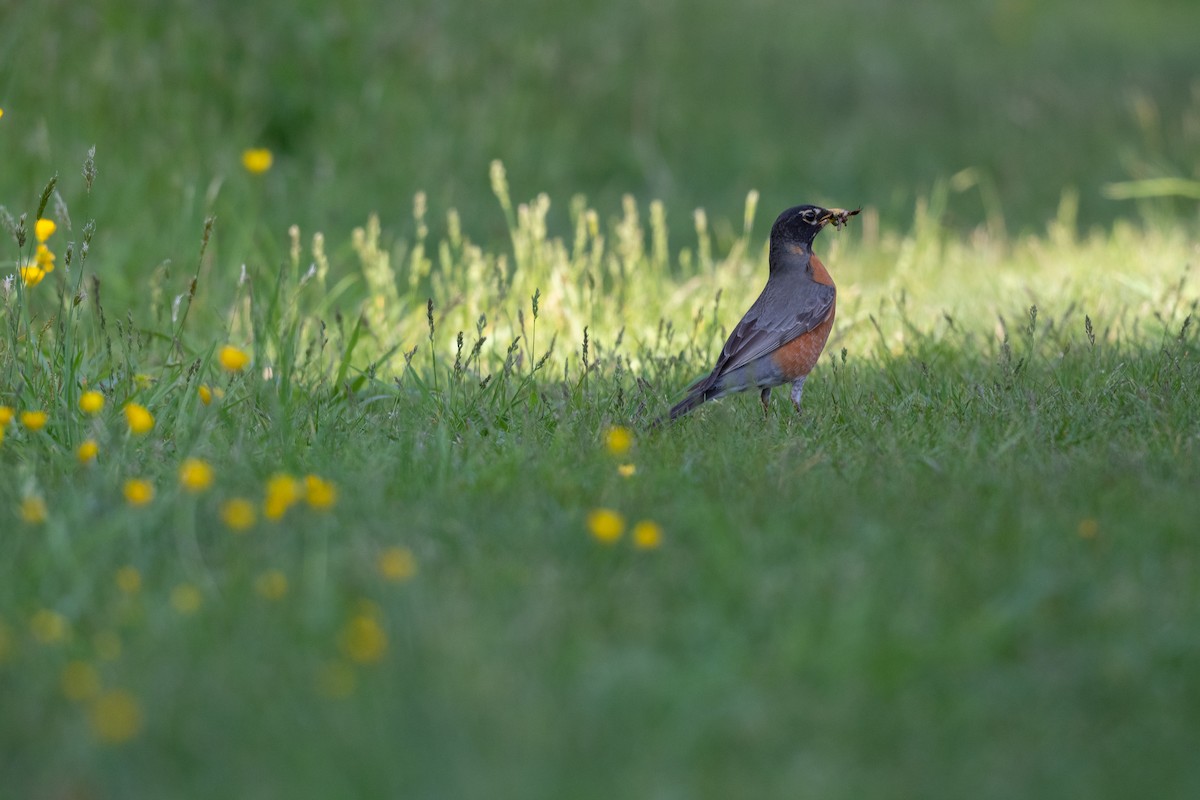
[709,275,835,378]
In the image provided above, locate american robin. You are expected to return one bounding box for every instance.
[670,204,859,420]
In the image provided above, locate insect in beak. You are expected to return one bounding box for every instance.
[822,208,862,230]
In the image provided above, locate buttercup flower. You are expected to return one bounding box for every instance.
[377,547,417,582]
[35,244,55,273]
[115,566,142,595]
[20,265,46,287]
[255,569,289,600]
[20,410,47,430]
[77,439,99,464]
[198,384,213,405]
[632,520,663,550]
[339,612,387,664]
[0,406,12,425]
[88,689,143,744]
[123,403,154,435]
[617,463,636,478]
[587,508,625,544]
[316,661,357,699]
[35,218,56,242]
[242,148,273,174]
[304,474,337,510]
[218,345,251,372]
[220,498,257,531]
[178,458,214,493]
[264,473,301,520]
[170,583,203,614]
[604,425,633,456]
[30,608,68,643]
[123,479,154,507]
[79,390,105,415]
[20,495,47,524]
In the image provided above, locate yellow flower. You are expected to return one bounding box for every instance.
[242,148,273,174]
[19,495,47,524]
[123,403,154,435]
[93,631,122,661]
[255,569,289,600]
[632,520,664,550]
[123,478,154,507]
[0,406,12,425]
[587,508,625,544]
[377,547,417,582]
[263,472,301,520]
[604,425,633,456]
[77,439,99,464]
[316,661,357,699]
[79,390,105,415]
[88,689,143,744]
[0,108,4,120]
[115,565,142,595]
[218,344,251,372]
[30,608,69,644]
[35,244,55,272]
[35,218,57,242]
[304,474,338,510]
[133,373,153,390]
[220,497,257,531]
[61,660,101,701]
[178,457,214,493]
[198,384,213,405]
[170,583,203,614]
[617,463,636,478]
[20,410,48,430]
[1078,518,1099,539]
[20,264,45,287]
[339,612,387,664]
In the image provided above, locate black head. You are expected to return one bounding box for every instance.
[769,204,858,249]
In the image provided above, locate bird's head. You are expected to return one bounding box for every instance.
[770,204,860,249]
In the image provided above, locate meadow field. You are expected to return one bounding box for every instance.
[3,1,1200,798]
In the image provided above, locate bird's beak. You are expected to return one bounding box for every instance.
[821,208,862,230]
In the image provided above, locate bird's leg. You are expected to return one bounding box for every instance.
[760,387,771,417]
[790,376,807,414]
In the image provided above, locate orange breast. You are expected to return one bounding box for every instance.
[771,308,836,379]
[809,254,835,287]
[770,253,836,379]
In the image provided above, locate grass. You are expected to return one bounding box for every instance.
[2,151,1199,797]
[3,1,1200,796]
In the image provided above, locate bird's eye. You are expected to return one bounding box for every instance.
[802,210,815,222]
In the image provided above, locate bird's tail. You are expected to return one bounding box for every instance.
[668,388,713,421]
[668,373,723,421]
[663,361,765,423]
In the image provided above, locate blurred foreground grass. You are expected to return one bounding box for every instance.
[2,151,1199,796]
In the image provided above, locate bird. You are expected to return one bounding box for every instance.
[669,204,859,420]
